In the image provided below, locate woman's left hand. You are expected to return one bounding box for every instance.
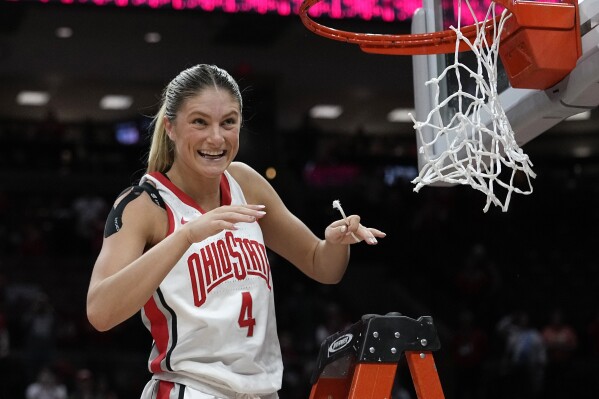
[325,214,386,245]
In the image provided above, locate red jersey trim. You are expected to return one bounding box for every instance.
[148,171,232,212]
[144,295,170,373]
[156,380,174,399]
[165,204,175,236]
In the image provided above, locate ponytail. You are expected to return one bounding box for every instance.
[146,103,173,173]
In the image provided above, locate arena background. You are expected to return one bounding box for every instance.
[1,1,598,398]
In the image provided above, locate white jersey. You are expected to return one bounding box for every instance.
[139,171,282,396]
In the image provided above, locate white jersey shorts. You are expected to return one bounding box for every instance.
[140,379,279,399]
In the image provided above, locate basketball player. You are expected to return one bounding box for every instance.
[86,64,385,398]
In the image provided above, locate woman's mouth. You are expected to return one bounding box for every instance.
[198,150,226,159]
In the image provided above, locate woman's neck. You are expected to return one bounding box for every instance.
[165,167,222,211]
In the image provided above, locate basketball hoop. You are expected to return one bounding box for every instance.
[300,0,581,211]
[299,0,581,89]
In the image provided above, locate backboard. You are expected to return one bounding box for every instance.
[412,0,599,178]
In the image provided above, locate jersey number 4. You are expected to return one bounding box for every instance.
[238,292,256,337]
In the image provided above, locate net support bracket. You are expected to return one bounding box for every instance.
[498,0,582,89]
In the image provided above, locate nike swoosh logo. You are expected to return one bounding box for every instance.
[181,217,189,225]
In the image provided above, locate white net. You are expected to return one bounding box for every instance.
[411,0,536,212]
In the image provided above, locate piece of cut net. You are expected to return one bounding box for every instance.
[411,0,536,212]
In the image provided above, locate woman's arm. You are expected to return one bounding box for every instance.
[86,189,187,331]
[87,186,267,331]
[230,162,385,284]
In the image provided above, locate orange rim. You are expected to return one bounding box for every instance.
[299,0,579,56]
[299,0,504,55]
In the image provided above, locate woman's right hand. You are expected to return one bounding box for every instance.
[182,204,267,244]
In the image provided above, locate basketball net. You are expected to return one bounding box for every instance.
[411,0,536,212]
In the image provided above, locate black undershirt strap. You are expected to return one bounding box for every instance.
[103,182,165,238]
[139,181,166,209]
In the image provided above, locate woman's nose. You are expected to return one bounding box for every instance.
[206,124,225,143]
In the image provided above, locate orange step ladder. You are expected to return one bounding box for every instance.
[309,313,445,399]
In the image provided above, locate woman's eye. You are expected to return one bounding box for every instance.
[223,118,237,126]
[193,118,207,126]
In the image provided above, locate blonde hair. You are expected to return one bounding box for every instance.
[147,104,173,173]
[146,64,243,173]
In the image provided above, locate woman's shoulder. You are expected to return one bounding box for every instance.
[227,162,272,203]
[227,161,262,182]
[108,181,166,225]
[111,180,163,208]
[106,181,168,244]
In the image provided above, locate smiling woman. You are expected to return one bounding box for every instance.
[146,65,244,177]
[86,64,386,399]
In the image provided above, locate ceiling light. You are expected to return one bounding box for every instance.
[566,110,591,121]
[387,108,415,122]
[265,167,277,180]
[16,91,50,106]
[309,105,343,119]
[572,146,592,158]
[100,95,133,110]
[144,32,162,44]
[55,27,73,39]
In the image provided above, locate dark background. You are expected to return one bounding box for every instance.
[0,1,598,398]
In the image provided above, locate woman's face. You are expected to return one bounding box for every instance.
[165,87,241,179]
